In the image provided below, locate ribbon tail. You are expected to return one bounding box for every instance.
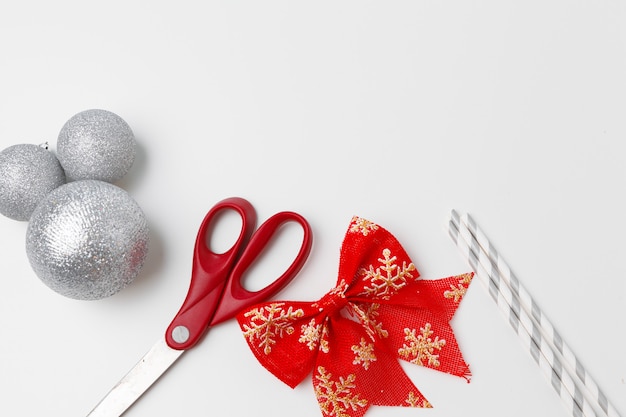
[365,348,433,409]
[312,317,432,417]
[374,302,472,380]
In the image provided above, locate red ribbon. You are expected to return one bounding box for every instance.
[237,216,473,417]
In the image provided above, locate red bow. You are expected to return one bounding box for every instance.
[237,216,473,417]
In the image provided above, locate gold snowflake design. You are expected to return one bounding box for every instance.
[329,279,349,297]
[397,323,446,367]
[349,216,379,236]
[359,248,416,299]
[405,392,432,408]
[351,338,377,370]
[349,302,389,341]
[241,303,305,355]
[299,318,330,353]
[315,366,368,417]
[443,273,473,302]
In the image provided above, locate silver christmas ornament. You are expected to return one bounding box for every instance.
[57,109,136,183]
[25,180,149,300]
[0,144,66,221]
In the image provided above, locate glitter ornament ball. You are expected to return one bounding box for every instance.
[25,180,149,300]
[57,109,136,183]
[0,144,66,221]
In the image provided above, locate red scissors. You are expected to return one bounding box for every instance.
[86,197,312,416]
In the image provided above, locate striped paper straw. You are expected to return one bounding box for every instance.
[459,212,621,417]
[447,211,596,417]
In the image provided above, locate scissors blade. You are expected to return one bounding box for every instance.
[86,337,185,417]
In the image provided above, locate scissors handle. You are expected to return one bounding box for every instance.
[165,198,312,350]
[210,210,312,326]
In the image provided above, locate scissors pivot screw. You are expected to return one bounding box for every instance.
[171,326,190,344]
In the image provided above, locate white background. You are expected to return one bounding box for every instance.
[1,1,625,416]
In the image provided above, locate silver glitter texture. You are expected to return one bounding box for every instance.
[0,144,66,221]
[57,109,136,183]
[26,180,149,300]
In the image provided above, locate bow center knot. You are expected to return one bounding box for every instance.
[315,289,348,316]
